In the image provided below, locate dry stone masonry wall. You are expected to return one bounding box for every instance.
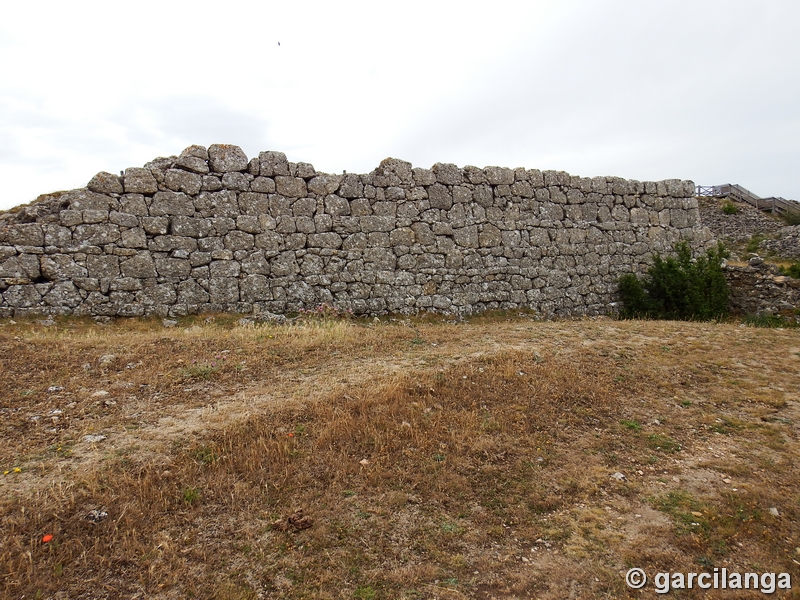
[0,144,711,318]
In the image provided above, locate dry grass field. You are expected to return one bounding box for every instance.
[1,313,799,599]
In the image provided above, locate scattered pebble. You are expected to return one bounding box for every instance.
[163,319,178,328]
[83,434,107,444]
[770,507,780,517]
[91,390,110,398]
[86,509,109,523]
[47,386,64,393]
[359,459,370,466]
[98,354,116,367]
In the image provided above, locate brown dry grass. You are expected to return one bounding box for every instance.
[1,313,799,599]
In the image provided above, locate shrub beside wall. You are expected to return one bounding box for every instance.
[618,241,729,320]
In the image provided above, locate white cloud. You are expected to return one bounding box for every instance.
[1,0,799,209]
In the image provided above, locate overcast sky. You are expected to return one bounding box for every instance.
[2,0,799,211]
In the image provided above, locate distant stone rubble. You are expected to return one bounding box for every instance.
[0,144,711,318]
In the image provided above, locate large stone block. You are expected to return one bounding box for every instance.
[360,216,394,233]
[224,230,255,251]
[240,274,270,302]
[0,254,40,279]
[150,191,195,217]
[1,223,44,246]
[208,144,248,173]
[259,151,289,177]
[150,235,198,252]
[120,253,158,278]
[4,285,42,307]
[40,255,87,280]
[308,174,342,195]
[338,174,363,199]
[123,168,158,194]
[483,166,514,185]
[165,169,202,195]
[88,172,123,194]
[453,225,479,248]
[306,232,341,249]
[432,163,463,185]
[73,224,120,246]
[43,282,82,307]
[87,255,120,279]
[275,176,307,198]
[427,184,453,210]
[155,257,191,278]
[222,172,251,191]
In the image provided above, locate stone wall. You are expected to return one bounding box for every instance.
[725,264,800,315]
[0,144,711,318]
[697,197,785,242]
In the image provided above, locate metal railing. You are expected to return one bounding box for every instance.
[696,184,800,217]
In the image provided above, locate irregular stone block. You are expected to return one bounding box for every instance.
[0,254,40,279]
[4,285,42,307]
[177,279,209,304]
[120,194,149,216]
[224,230,255,251]
[296,162,316,179]
[251,177,276,194]
[123,168,158,194]
[120,253,157,278]
[479,224,502,247]
[109,211,139,228]
[308,174,342,195]
[88,172,123,194]
[427,184,453,210]
[43,281,82,307]
[338,174,363,198]
[483,166,514,185]
[155,257,191,278]
[307,232,342,249]
[82,210,109,224]
[175,151,210,175]
[1,223,44,246]
[222,172,251,191]
[87,255,120,279]
[259,151,289,177]
[360,216,394,233]
[73,224,120,246]
[168,216,209,238]
[165,169,202,195]
[413,167,437,186]
[150,191,195,217]
[40,255,87,280]
[208,144,248,173]
[453,226,479,248]
[275,176,307,198]
[432,163,463,185]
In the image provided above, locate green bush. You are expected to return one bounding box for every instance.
[721,201,739,215]
[741,313,800,328]
[618,241,729,321]
[780,211,800,226]
[745,234,765,254]
[779,262,800,278]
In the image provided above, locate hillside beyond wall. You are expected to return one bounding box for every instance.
[0,144,711,318]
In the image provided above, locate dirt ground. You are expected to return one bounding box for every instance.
[1,314,799,599]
